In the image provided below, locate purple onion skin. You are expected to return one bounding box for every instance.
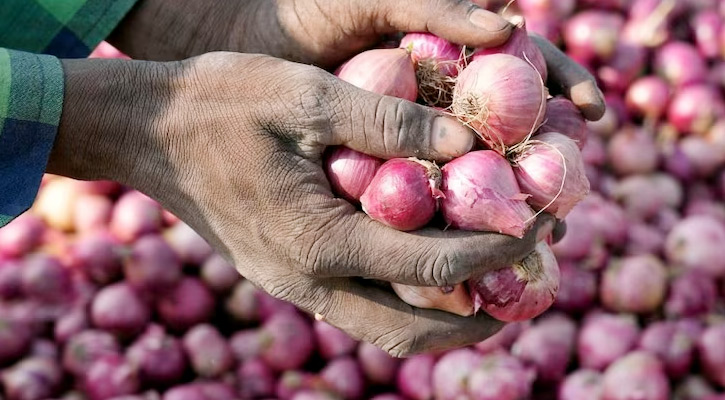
[665,216,725,277]
[276,370,318,400]
[110,191,163,243]
[665,270,717,318]
[554,261,598,313]
[68,233,123,285]
[475,321,530,354]
[62,330,121,377]
[226,280,296,323]
[655,41,707,88]
[0,260,24,300]
[91,282,151,339]
[433,348,482,400]
[21,254,72,302]
[230,329,263,362]
[559,369,604,400]
[84,355,140,400]
[511,313,576,383]
[369,395,405,400]
[292,391,339,400]
[0,318,33,366]
[601,351,669,400]
[162,382,237,400]
[30,339,58,359]
[320,357,365,400]
[200,254,239,293]
[600,255,667,314]
[259,311,315,371]
[54,307,89,344]
[156,277,215,332]
[397,354,435,400]
[127,324,187,386]
[1,357,63,400]
[578,313,640,371]
[638,320,699,379]
[698,323,725,387]
[237,358,276,399]
[357,342,400,385]
[0,214,44,259]
[466,351,535,400]
[674,375,717,400]
[314,321,358,360]
[182,324,234,378]
[124,235,182,293]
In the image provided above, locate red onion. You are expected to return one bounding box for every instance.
[182,324,234,378]
[451,55,546,153]
[466,350,535,400]
[517,0,574,19]
[89,41,130,59]
[638,320,700,379]
[559,369,604,400]
[524,14,561,43]
[127,325,186,386]
[625,76,670,121]
[441,150,534,238]
[474,321,530,354]
[230,330,263,363]
[679,136,725,177]
[625,222,664,255]
[163,222,212,265]
[83,355,140,400]
[512,132,590,219]
[399,33,461,106]
[511,313,576,382]
[601,351,669,400]
[622,0,676,48]
[163,382,236,400]
[237,358,276,399]
[562,11,624,62]
[582,135,607,167]
[692,10,723,59]
[432,348,482,400]
[468,242,559,322]
[73,194,112,233]
[313,321,357,360]
[156,277,215,332]
[320,357,364,400]
[54,308,89,344]
[397,354,435,400]
[579,195,630,247]
[200,254,239,293]
[68,233,123,285]
[91,282,150,339]
[32,178,79,232]
[665,215,725,277]
[578,313,640,370]
[336,48,417,101]
[360,158,441,231]
[125,235,182,292]
[226,280,296,323]
[0,214,44,258]
[370,395,404,400]
[613,174,674,220]
[552,205,596,260]
[62,330,121,376]
[663,143,697,181]
[587,95,627,138]
[601,255,667,314]
[607,127,659,175]
[666,270,717,318]
[391,283,473,317]
[537,97,587,149]
[1,357,63,400]
[667,84,725,135]
[0,317,32,365]
[598,42,647,93]
[655,41,707,88]
[472,21,548,82]
[21,254,71,302]
[554,261,598,313]
[258,312,315,371]
[674,375,718,400]
[0,260,24,300]
[699,324,725,387]
[109,191,163,243]
[324,147,382,203]
[358,341,400,385]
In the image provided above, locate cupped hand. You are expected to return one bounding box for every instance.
[109,0,605,120]
[49,52,556,356]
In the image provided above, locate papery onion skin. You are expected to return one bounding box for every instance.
[399,33,461,77]
[468,242,560,322]
[600,255,667,314]
[601,351,669,400]
[665,215,725,277]
[625,76,670,120]
[472,21,548,82]
[578,312,640,371]
[563,11,624,62]
[324,147,382,203]
[559,369,604,400]
[452,55,546,154]
[536,97,588,149]
[655,41,707,88]
[336,48,418,101]
[698,323,725,387]
[667,84,725,135]
[440,150,534,238]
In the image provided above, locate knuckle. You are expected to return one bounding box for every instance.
[428,247,465,285]
[375,99,429,157]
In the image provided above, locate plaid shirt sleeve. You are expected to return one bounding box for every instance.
[0,0,137,227]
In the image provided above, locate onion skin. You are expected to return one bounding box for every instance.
[397,355,435,400]
[665,216,725,277]
[625,76,670,121]
[638,320,700,379]
[357,341,400,386]
[537,97,587,149]
[90,282,151,339]
[667,84,725,135]
[598,42,647,93]
[578,313,640,371]
[109,191,163,243]
[600,255,667,314]
[237,358,276,399]
[513,132,590,219]
[336,48,417,101]
[324,147,382,203]
[313,321,357,360]
[0,214,45,259]
[2,357,63,400]
[156,277,215,332]
[674,375,717,400]
[607,127,659,176]
[511,313,576,382]
[559,369,604,400]
[391,283,473,316]
[655,41,707,88]
[440,150,534,238]
[552,204,597,260]
[474,321,530,354]
[466,351,535,400]
[601,351,669,400]
[62,330,121,377]
[692,10,723,59]
[698,324,725,387]
[432,348,482,400]
[452,55,546,154]
[127,324,186,386]
[182,324,234,378]
[320,357,365,400]
[468,242,560,322]
[399,33,461,77]
[554,261,598,313]
[360,158,440,232]
[472,21,548,82]
[563,11,624,62]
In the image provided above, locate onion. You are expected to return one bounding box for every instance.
[523,14,561,43]
[512,132,590,219]
[665,271,717,318]
[109,191,163,243]
[73,194,112,233]
[68,233,123,286]
[638,320,700,379]
[124,235,182,292]
[517,0,575,19]
[83,355,140,400]
[182,324,234,378]
[237,358,276,399]
[537,97,587,149]
[554,261,598,313]
[31,178,79,232]
[698,324,725,387]
[360,158,441,231]
[62,330,121,376]
[320,357,365,400]
[225,280,296,323]
[600,255,667,314]
[674,375,718,400]
[230,330,263,363]
[399,33,461,106]
[156,277,215,332]
[559,369,604,400]
[336,48,417,101]
[511,313,576,382]
[200,254,240,293]
[613,174,676,220]
[357,341,400,385]
[432,349,482,400]
[91,282,150,339]
[451,55,546,154]
[54,308,89,344]
[324,147,382,203]
[163,382,236,400]
[163,222,212,265]
[578,313,640,370]
[313,321,357,360]
[665,215,725,277]
[582,135,607,167]
[587,95,627,138]
[607,127,659,175]
[692,10,723,59]
[0,260,24,300]
[467,351,535,400]
[667,84,725,135]
[21,254,72,302]
[598,42,647,92]
[1,357,63,400]
[678,136,725,177]
[552,205,596,260]
[467,242,559,322]
[397,355,435,400]
[440,150,534,238]
[126,324,186,386]
[625,222,664,256]
[625,76,670,121]
[0,214,44,258]
[601,351,669,400]
[474,321,530,354]
[391,283,473,316]
[0,317,32,366]
[258,312,315,371]
[655,41,707,88]
[472,20,548,82]
[622,0,676,48]
[579,195,630,247]
[562,11,624,62]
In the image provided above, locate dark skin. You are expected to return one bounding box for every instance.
[47,0,604,356]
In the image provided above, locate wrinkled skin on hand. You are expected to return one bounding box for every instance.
[47,0,604,356]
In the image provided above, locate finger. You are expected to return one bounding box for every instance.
[391,282,474,317]
[552,220,567,244]
[303,205,556,287]
[530,35,606,121]
[284,276,504,357]
[372,0,514,49]
[328,81,476,161]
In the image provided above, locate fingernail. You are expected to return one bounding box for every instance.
[431,117,475,158]
[469,9,511,32]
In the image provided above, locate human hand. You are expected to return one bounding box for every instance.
[108,0,605,120]
[49,52,556,356]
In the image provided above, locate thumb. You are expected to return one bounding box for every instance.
[328,83,475,161]
[376,0,513,48]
